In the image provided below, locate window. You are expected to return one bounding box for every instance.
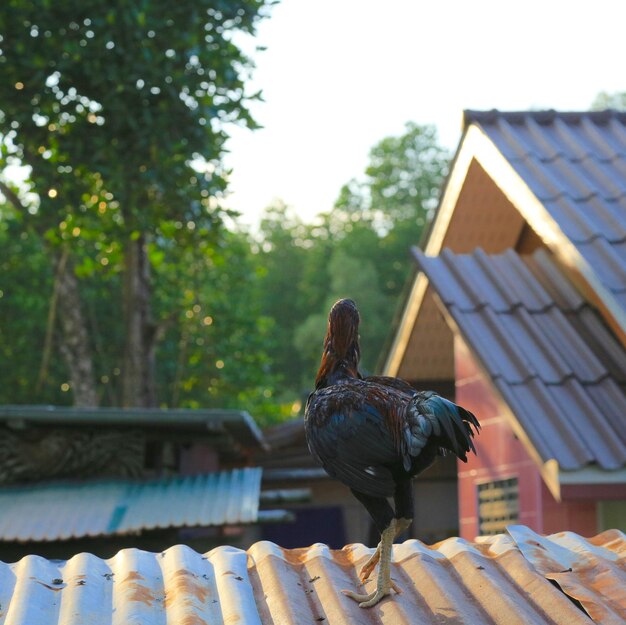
[477,477,519,535]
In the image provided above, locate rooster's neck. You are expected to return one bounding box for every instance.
[314,343,361,389]
[315,299,362,388]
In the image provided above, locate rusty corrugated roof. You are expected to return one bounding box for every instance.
[0,525,622,624]
[464,109,626,314]
[413,246,626,472]
[0,468,262,542]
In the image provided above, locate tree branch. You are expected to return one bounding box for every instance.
[0,179,26,213]
[36,247,69,394]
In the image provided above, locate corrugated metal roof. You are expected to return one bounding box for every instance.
[0,525,622,625]
[464,109,626,314]
[413,246,626,471]
[0,405,267,452]
[0,468,261,542]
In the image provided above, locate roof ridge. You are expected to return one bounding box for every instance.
[464,109,626,128]
[529,188,626,203]
[494,371,614,386]
[570,232,626,245]
[507,151,626,165]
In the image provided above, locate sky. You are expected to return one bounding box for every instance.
[223,0,626,227]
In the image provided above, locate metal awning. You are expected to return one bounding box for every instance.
[0,468,262,542]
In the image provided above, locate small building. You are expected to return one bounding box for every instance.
[384,110,626,538]
[0,405,289,559]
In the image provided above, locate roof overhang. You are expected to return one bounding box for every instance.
[425,288,624,502]
[0,405,267,452]
[384,123,626,376]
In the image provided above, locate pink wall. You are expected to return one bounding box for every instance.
[541,480,597,536]
[454,337,598,539]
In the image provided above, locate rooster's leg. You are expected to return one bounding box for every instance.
[357,477,412,585]
[359,516,411,582]
[343,518,400,608]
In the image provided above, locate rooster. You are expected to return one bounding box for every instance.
[305,299,480,608]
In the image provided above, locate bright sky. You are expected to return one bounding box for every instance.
[223,0,626,226]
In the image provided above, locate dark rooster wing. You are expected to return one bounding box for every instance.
[305,380,408,498]
[305,382,480,498]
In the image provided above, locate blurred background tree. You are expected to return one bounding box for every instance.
[0,3,451,421]
[0,0,273,406]
[258,123,450,401]
[590,91,626,110]
[2,37,621,425]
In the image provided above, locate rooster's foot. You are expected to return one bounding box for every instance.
[342,579,401,607]
[359,547,380,582]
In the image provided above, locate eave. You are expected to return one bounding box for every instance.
[427,279,625,502]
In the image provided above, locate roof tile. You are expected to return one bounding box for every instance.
[577,238,626,291]
[496,378,593,470]
[540,196,626,244]
[466,110,626,311]
[415,247,626,470]
[545,380,626,470]
[524,248,585,309]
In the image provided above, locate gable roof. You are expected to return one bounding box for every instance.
[464,109,626,315]
[0,525,622,625]
[386,110,626,377]
[413,247,626,481]
[0,468,262,542]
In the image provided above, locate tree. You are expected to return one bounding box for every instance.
[335,122,449,233]
[591,91,626,110]
[154,227,283,426]
[0,0,272,406]
[255,202,313,397]
[0,203,68,404]
[253,123,449,402]
[294,122,449,383]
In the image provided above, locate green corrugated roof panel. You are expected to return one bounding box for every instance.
[0,468,262,542]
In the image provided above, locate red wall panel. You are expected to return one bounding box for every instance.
[454,337,598,539]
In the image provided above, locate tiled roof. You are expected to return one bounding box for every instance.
[413,246,626,471]
[0,468,262,542]
[0,525,622,625]
[464,110,626,314]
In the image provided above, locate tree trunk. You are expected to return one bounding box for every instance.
[122,234,157,407]
[56,254,99,407]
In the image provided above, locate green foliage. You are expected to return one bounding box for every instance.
[0,0,274,409]
[0,6,449,428]
[254,202,313,398]
[257,122,450,397]
[0,208,67,403]
[154,228,283,425]
[0,0,270,235]
[335,122,449,232]
[591,91,626,111]
[0,198,285,421]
